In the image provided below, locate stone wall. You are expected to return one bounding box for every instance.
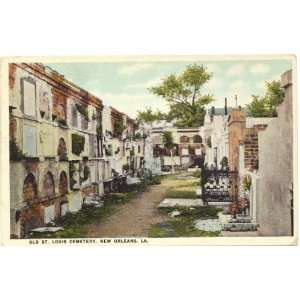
[256,70,293,236]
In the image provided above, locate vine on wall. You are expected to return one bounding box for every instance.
[76,104,90,121]
[113,119,125,138]
[10,140,25,161]
[71,134,85,156]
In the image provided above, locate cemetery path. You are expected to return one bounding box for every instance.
[86,180,171,238]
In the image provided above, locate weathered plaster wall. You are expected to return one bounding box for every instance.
[257,70,293,236]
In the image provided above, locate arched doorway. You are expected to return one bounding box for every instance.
[193,135,202,143]
[23,173,38,204]
[22,173,39,237]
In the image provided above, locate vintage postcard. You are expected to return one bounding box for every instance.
[0,55,297,245]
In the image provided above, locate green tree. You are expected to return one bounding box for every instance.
[137,107,167,125]
[113,119,126,138]
[162,131,175,173]
[149,64,214,127]
[247,80,284,117]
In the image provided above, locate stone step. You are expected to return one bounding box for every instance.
[229,217,252,223]
[223,223,259,232]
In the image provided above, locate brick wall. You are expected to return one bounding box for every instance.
[243,125,268,171]
[228,108,246,171]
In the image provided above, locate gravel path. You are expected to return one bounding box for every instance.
[86,183,169,238]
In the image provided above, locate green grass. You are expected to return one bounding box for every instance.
[148,171,221,238]
[143,175,162,186]
[149,218,220,238]
[149,206,221,238]
[159,206,220,219]
[191,169,202,179]
[165,186,198,199]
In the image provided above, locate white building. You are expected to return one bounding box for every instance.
[203,106,231,169]
[144,136,162,175]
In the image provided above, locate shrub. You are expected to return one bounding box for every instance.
[192,169,201,178]
[220,156,228,170]
[206,136,212,148]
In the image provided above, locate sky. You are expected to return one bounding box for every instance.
[48,58,292,118]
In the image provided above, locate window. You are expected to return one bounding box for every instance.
[22,78,36,117]
[23,125,37,156]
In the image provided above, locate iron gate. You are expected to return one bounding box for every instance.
[201,168,238,204]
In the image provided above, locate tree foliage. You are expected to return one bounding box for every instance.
[247,80,284,117]
[137,107,167,124]
[148,64,214,127]
[113,119,126,138]
[162,131,174,150]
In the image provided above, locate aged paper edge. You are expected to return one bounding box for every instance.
[0,55,298,246]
